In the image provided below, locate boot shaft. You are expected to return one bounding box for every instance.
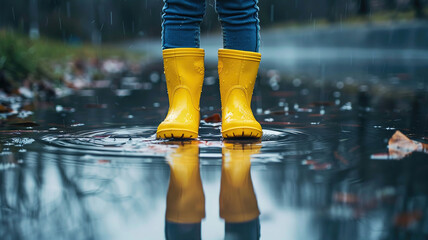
[218,49,261,107]
[163,48,205,111]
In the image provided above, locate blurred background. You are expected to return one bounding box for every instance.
[1,0,427,95]
[1,0,427,43]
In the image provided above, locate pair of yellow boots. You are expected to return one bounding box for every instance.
[157,48,262,139]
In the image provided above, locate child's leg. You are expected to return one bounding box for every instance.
[157,0,206,139]
[162,0,206,49]
[216,0,262,139]
[215,0,260,52]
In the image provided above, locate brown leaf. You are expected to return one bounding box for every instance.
[204,113,221,123]
[394,211,423,228]
[388,131,419,159]
[0,105,12,113]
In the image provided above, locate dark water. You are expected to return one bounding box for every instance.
[1,60,428,240]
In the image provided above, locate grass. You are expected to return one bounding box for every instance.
[0,30,144,89]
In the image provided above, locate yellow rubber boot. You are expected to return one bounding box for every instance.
[220,142,261,223]
[166,142,205,223]
[218,49,262,139]
[157,48,205,139]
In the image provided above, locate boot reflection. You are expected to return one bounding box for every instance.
[220,141,261,240]
[165,141,205,240]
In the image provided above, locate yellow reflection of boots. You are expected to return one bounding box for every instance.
[220,142,261,223]
[157,48,205,139]
[218,49,262,139]
[166,142,205,223]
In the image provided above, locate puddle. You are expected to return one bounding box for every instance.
[37,126,318,166]
[0,65,427,240]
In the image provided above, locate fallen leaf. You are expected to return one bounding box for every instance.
[394,211,423,228]
[388,131,419,159]
[0,105,12,113]
[204,113,221,123]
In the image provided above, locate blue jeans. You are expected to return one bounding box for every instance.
[162,0,260,52]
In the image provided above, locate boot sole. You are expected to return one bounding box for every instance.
[222,127,263,139]
[157,129,198,139]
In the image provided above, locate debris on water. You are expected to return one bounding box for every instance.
[153,102,160,107]
[386,130,426,159]
[301,158,317,165]
[56,105,75,113]
[0,104,13,113]
[49,127,58,131]
[203,113,221,123]
[9,121,39,127]
[293,103,299,110]
[18,87,34,99]
[17,110,33,119]
[394,211,423,228]
[127,115,134,119]
[264,118,274,122]
[70,123,85,127]
[340,102,352,111]
[309,162,332,170]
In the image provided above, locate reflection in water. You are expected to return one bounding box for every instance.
[165,142,205,240]
[164,141,261,240]
[221,142,261,240]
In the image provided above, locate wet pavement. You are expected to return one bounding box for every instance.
[1,51,428,240]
